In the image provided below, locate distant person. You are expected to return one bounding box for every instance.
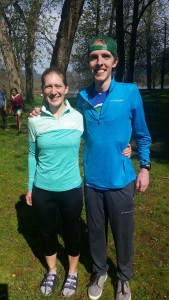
[0,89,7,129]
[9,88,23,133]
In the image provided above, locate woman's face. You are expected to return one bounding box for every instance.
[42,72,68,109]
[12,89,17,96]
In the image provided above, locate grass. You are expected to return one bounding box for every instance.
[0,90,169,299]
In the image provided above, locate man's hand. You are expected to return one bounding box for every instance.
[26,191,32,206]
[29,107,41,117]
[136,168,149,192]
[122,144,132,158]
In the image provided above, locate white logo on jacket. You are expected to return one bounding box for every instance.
[109,99,124,102]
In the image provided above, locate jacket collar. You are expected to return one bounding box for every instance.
[79,77,117,101]
[41,99,71,117]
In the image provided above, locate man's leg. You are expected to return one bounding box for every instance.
[85,186,108,300]
[105,181,135,300]
[85,186,109,275]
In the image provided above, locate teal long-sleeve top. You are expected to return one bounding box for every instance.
[27,100,84,192]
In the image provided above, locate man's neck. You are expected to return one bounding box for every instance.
[94,77,112,93]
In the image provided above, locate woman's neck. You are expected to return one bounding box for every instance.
[49,102,66,117]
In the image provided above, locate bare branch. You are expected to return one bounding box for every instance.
[13,1,27,24]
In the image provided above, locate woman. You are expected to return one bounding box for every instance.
[9,88,23,133]
[26,67,84,297]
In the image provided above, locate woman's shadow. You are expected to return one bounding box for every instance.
[15,195,92,273]
[15,195,47,268]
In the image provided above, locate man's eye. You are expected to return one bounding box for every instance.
[45,86,52,89]
[103,55,110,59]
[90,56,97,60]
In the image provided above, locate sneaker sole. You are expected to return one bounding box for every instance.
[40,290,52,297]
[116,294,131,300]
[88,274,108,300]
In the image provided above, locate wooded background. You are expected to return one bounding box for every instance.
[0,0,168,102]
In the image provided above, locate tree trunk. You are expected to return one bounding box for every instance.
[51,0,85,74]
[146,40,152,90]
[126,0,156,83]
[126,0,139,83]
[0,13,22,93]
[161,21,167,89]
[108,0,117,36]
[146,6,152,90]
[115,0,125,82]
[96,0,101,35]
[14,0,42,103]
[25,28,35,103]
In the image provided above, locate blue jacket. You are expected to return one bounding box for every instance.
[77,78,152,189]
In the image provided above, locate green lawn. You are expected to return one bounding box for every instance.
[0,90,169,299]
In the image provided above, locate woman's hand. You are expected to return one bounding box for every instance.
[122,144,132,158]
[26,190,32,206]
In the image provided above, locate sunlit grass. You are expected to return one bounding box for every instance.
[0,90,169,299]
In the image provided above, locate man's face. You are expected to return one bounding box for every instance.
[88,50,118,84]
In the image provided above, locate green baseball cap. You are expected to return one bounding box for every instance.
[88,34,117,56]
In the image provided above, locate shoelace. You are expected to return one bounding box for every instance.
[90,274,100,286]
[121,281,128,295]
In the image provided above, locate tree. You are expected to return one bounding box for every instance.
[0,5,22,93]
[145,5,153,89]
[133,0,169,88]
[50,0,85,74]
[115,0,125,81]
[70,0,114,82]
[0,0,43,102]
[161,20,167,88]
[13,0,42,103]
[0,0,62,102]
[126,0,156,83]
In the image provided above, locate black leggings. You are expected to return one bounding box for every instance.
[32,186,83,257]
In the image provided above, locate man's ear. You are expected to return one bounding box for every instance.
[112,58,119,68]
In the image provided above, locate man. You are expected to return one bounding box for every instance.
[77,34,151,300]
[0,88,7,129]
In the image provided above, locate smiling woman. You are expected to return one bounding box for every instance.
[26,66,84,298]
[42,69,69,117]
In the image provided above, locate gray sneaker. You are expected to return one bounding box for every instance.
[88,273,107,300]
[116,280,131,300]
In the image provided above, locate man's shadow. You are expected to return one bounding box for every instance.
[15,195,92,273]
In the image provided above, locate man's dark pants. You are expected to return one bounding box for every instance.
[84,181,135,281]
